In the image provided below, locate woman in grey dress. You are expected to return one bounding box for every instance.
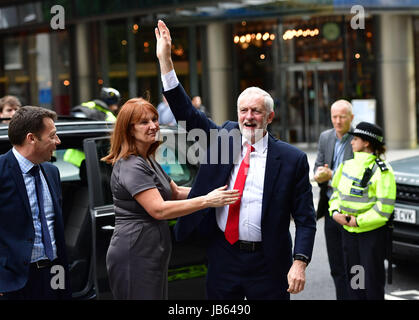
[101,98,239,300]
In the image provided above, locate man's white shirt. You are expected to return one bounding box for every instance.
[161,70,267,241]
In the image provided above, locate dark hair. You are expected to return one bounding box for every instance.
[373,143,387,159]
[0,95,21,112]
[8,106,57,146]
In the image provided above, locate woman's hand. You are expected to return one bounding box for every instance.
[333,212,358,227]
[205,185,240,208]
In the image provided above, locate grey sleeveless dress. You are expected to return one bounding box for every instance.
[106,155,172,300]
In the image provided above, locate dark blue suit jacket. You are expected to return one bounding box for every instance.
[0,149,70,295]
[165,84,316,277]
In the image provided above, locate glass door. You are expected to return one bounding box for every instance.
[283,62,344,144]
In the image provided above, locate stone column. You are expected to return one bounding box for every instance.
[75,23,92,103]
[206,22,232,124]
[378,14,417,149]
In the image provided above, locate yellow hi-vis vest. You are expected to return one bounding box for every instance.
[329,152,396,233]
[63,148,86,168]
[81,101,116,122]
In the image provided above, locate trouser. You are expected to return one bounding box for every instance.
[206,228,289,300]
[324,213,349,300]
[342,227,387,300]
[2,260,63,300]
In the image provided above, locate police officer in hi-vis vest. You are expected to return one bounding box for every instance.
[329,121,396,300]
[71,87,120,121]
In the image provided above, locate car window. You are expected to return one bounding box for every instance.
[93,138,197,206]
[54,149,82,182]
[155,145,192,186]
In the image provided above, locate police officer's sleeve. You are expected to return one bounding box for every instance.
[328,162,344,216]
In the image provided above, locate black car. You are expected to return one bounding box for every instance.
[390,155,419,263]
[0,119,206,299]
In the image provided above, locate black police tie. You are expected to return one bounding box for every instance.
[29,165,54,261]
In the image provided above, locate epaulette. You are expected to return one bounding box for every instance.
[375,158,388,171]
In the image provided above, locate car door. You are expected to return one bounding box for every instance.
[83,137,114,299]
[83,131,206,299]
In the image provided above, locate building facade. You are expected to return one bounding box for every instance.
[0,0,418,148]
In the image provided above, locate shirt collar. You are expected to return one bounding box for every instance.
[334,131,350,142]
[242,132,268,154]
[12,147,37,174]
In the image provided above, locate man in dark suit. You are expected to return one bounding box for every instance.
[313,99,354,300]
[0,106,71,300]
[156,20,316,299]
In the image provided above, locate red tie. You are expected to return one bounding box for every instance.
[225,144,254,244]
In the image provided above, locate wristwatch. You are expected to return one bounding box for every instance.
[294,254,310,266]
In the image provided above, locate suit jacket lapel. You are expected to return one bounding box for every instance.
[6,150,32,219]
[261,135,281,221]
[325,130,336,166]
[343,128,354,161]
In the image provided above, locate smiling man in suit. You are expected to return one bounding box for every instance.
[0,106,70,300]
[155,20,316,300]
[313,99,354,300]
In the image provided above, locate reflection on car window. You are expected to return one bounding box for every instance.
[92,137,197,206]
[54,149,81,182]
[94,139,114,206]
[155,145,191,185]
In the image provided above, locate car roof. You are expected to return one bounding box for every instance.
[0,119,179,141]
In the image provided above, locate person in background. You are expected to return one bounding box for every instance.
[157,95,176,125]
[313,99,354,300]
[192,95,210,117]
[0,95,21,124]
[71,87,120,121]
[101,98,239,299]
[329,121,396,300]
[0,106,71,300]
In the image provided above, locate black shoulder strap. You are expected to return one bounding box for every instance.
[375,158,388,172]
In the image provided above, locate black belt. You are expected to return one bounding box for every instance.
[31,259,54,269]
[234,240,262,252]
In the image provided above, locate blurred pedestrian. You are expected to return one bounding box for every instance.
[101,98,239,299]
[192,95,210,117]
[157,95,176,125]
[329,121,396,300]
[0,106,71,300]
[0,95,21,124]
[313,99,354,300]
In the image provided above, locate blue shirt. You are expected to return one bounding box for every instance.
[332,132,351,172]
[327,132,351,198]
[157,102,177,125]
[12,148,58,262]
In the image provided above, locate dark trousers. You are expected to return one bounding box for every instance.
[342,227,387,300]
[2,262,63,300]
[324,213,349,300]
[205,228,289,300]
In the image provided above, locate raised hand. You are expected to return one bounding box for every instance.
[205,185,240,208]
[155,20,174,74]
